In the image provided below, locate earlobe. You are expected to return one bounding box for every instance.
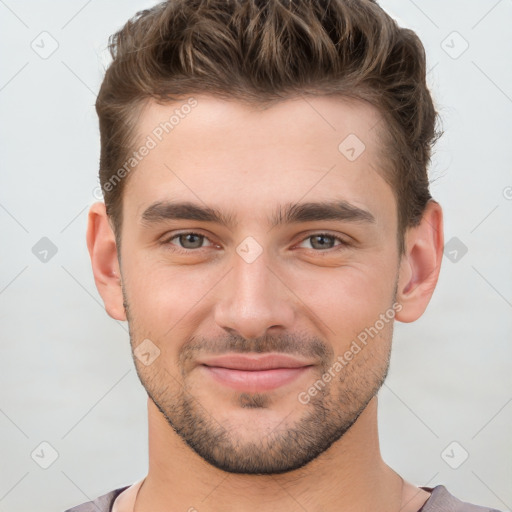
[86,202,126,321]
[395,200,444,323]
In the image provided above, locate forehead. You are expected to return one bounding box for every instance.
[136,94,384,158]
[123,94,395,229]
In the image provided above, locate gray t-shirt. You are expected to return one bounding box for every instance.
[64,485,502,512]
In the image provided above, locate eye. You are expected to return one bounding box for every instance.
[165,232,215,251]
[297,233,348,251]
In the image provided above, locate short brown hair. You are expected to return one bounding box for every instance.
[96,0,443,254]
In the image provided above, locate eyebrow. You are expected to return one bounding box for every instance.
[140,200,376,229]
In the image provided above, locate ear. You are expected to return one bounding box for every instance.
[86,202,126,321]
[395,200,444,323]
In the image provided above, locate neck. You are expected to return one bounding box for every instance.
[136,396,410,512]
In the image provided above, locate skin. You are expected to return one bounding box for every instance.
[87,94,443,512]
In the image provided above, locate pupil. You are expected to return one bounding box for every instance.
[181,234,202,248]
[313,235,332,249]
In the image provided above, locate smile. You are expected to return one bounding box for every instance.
[198,354,315,392]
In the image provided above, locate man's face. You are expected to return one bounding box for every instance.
[119,95,401,474]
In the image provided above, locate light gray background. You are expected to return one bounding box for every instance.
[1,1,511,511]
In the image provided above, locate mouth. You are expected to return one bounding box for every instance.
[198,354,315,393]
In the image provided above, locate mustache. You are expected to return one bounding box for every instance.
[179,331,333,365]
[124,296,334,366]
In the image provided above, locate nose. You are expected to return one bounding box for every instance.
[214,250,296,340]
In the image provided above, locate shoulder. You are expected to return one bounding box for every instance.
[63,486,129,512]
[420,485,503,512]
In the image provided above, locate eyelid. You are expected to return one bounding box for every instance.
[294,232,351,250]
[161,230,352,253]
[161,230,217,251]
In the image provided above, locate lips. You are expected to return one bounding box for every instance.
[199,354,313,371]
[198,354,314,392]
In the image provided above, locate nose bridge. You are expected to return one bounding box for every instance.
[214,247,295,339]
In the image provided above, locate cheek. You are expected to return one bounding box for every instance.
[123,256,222,329]
[123,241,398,346]
[283,259,398,336]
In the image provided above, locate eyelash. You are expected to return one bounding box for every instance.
[161,231,351,254]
